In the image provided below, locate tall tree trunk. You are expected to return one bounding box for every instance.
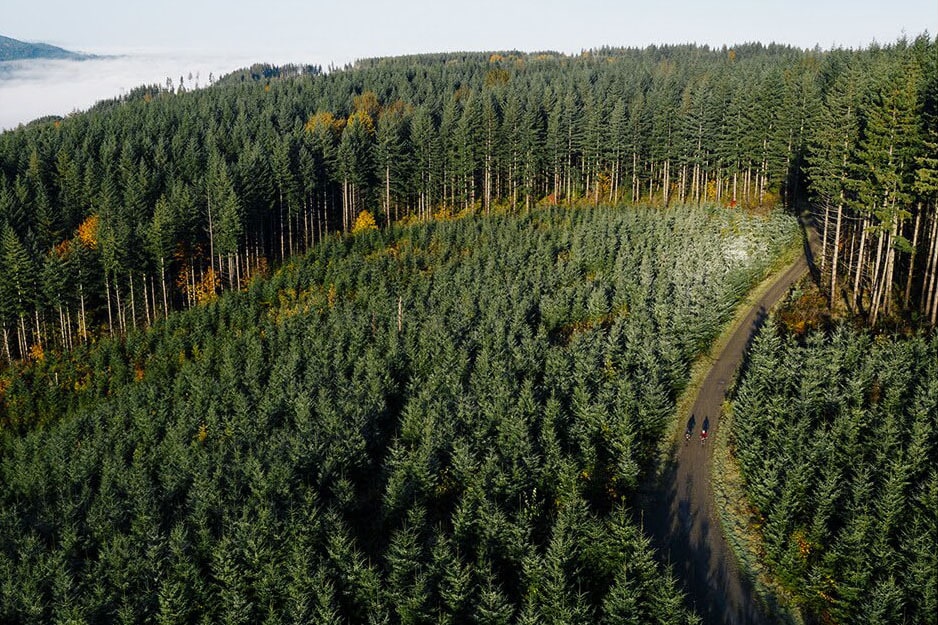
[820,203,831,273]
[342,177,349,232]
[57,304,66,348]
[33,309,41,349]
[207,196,215,276]
[904,207,922,309]
[631,151,638,203]
[142,273,150,327]
[662,159,670,206]
[279,186,285,260]
[129,272,137,329]
[18,315,27,359]
[79,276,87,342]
[115,279,125,333]
[923,209,938,322]
[830,200,844,305]
[853,219,868,311]
[385,163,392,222]
[105,272,114,332]
[160,256,169,316]
[869,230,886,325]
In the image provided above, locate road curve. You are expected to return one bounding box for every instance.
[640,228,813,625]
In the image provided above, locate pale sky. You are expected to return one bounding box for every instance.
[2,0,935,64]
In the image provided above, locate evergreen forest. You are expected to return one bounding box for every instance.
[0,36,935,364]
[0,205,796,622]
[730,324,938,625]
[1,33,937,625]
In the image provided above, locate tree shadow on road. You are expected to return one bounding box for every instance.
[637,451,768,625]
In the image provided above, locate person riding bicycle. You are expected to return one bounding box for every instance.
[700,416,710,444]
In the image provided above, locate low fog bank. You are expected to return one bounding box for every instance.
[0,51,312,131]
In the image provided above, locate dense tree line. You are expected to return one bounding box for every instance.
[0,37,931,364]
[730,323,937,624]
[809,36,938,326]
[0,205,797,623]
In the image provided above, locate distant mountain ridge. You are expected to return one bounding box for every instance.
[0,34,87,61]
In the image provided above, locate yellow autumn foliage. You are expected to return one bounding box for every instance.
[28,344,44,362]
[351,210,378,234]
[76,214,99,249]
[305,111,345,136]
[353,91,380,121]
[347,109,375,135]
[194,268,220,305]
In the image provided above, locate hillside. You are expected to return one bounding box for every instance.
[0,34,85,62]
[0,38,934,371]
[0,36,935,624]
[0,204,797,623]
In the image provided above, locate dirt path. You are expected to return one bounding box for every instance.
[641,229,814,625]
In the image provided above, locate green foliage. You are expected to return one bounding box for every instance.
[10,39,932,360]
[731,323,938,624]
[0,204,795,622]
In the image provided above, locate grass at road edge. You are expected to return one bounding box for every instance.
[650,220,806,622]
[712,402,804,624]
[659,226,802,458]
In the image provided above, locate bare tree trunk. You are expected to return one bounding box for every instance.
[142,273,151,327]
[33,309,41,349]
[160,256,169,316]
[66,308,74,350]
[853,219,868,311]
[342,177,349,232]
[288,208,294,257]
[115,279,125,333]
[631,151,638,203]
[923,210,938,321]
[207,196,215,276]
[279,186,285,260]
[105,272,113,332]
[189,259,196,308]
[869,230,886,325]
[904,207,922,309]
[129,272,137,329]
[881,216,899,319]
[150,274,156,321]
[385,163,392,222]
[18,315,27,358]
[79,278,87,342]
[57,305,66,348]
[662,159,670,206]
[820,203,831,273]
[830,201,843,304]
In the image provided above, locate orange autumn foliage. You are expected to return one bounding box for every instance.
[76,214,99,249]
